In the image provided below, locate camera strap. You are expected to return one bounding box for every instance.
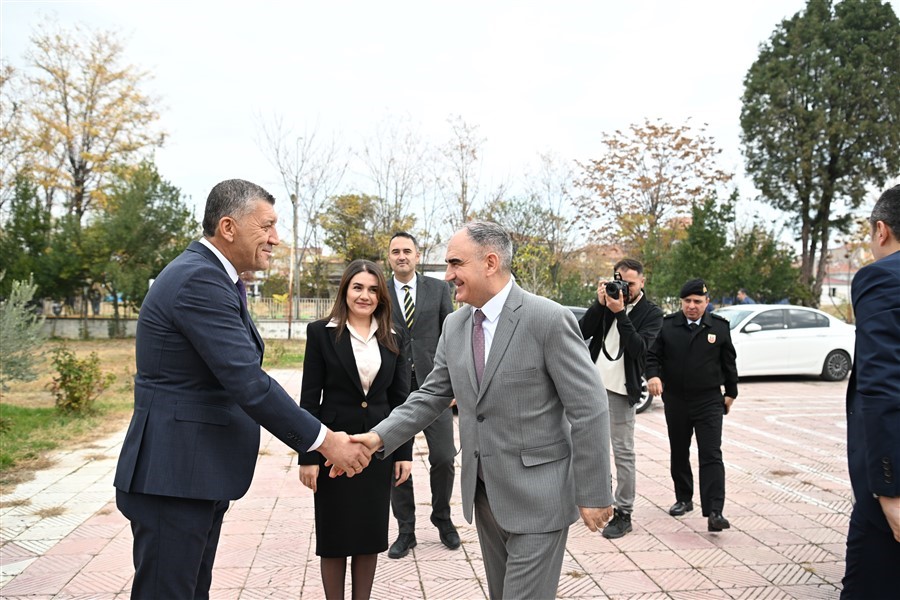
[599,311,625,362]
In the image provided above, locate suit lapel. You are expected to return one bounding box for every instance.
[331,327,366,397]
[389,280,408,332]
[190,242,266,360]
[367,340,395,399]
[244,310,264,359]
[477,284,523,402]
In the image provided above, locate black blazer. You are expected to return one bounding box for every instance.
[298,319,413,465]
[647,310,738,399]
[388,274,455,378]
[114,241,323,501]
[846,250,900,528]
[579,294,663,405]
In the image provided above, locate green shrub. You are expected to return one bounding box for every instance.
[49,345,115,414]
[0,275,46,389]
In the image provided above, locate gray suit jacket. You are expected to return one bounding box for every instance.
[389,274,454,378]
[373,282,612,533]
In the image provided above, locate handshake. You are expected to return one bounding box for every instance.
[316,429,383,477]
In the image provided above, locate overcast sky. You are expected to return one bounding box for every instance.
[2,0,896,239]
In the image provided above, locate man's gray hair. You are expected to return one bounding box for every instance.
[462,221,513,273]
[202,179,275,237]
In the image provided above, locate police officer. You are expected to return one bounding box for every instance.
[646,278,738,532]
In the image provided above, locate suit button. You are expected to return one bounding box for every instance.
[477,415,485,422]
[474,451,480,459]
[883,457,891,464]
[361,402,368,408]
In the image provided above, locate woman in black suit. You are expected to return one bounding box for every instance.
[298,259,412,600]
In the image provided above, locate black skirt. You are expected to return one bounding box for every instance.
[312,452,394,557]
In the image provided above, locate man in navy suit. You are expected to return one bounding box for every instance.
[114,179,372,599]
[841,184,900,600]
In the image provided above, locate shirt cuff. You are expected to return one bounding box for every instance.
[306,424,328,453]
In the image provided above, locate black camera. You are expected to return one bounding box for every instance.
[605,272,632,304]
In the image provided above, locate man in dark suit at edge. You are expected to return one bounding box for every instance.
[841,184,900,599]
[385,232,460,558]
[114,179,371,599]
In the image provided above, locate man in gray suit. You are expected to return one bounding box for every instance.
[353,221,613,599]
[386,232,459,558]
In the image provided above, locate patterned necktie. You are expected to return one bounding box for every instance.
[473,309,486,386]
[236,278,247,310]
[402,285,415,329]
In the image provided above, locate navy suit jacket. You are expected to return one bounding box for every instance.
[846,249,900,527]
[114,241,322,501]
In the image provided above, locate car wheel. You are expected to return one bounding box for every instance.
[635,377,653,414]
[821,350,851,381]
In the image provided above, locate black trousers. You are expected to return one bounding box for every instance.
[663,391,725,516]
[117,489,229,600]
[390,370,457,533]
[841,497,900,599]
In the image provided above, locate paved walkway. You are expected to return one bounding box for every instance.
[0,371,851,599]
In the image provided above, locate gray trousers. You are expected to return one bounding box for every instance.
[608,390,637,514]
[390,393,456,533]
[474,478,568,600]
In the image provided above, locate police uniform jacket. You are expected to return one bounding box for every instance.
[646,310,738,399]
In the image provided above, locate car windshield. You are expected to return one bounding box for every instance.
[714,308,755,330]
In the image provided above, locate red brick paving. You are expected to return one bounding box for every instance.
[1,372,852,598]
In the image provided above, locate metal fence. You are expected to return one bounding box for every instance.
[247,297,333,321]
[38,297,333,322]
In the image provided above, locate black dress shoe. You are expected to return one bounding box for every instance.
[668,501,694,516]
[388,533,417,559]
[707,511,731,532]
[431,516,461,550]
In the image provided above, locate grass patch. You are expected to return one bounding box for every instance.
[0,498,31,508]
[0,339,136,491]
[1,336,304,494]
[262,339,306,368]
[33,505,67,518]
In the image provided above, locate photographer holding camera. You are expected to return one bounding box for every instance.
[578,258,663,538]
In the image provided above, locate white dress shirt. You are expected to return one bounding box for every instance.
[393,276,417,306]
[473,277,514,369]
[328,318,383,395]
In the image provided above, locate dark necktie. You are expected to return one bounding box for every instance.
[402,285,415,329]
[688,322,699,331]
[236,278,247,310]
[473,309,486,386]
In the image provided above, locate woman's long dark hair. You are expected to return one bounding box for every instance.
[327,259,399,354]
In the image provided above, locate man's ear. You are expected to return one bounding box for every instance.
[484,251,500,275]
[219,216,237,242]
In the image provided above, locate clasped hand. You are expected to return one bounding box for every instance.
[316,430,374,477]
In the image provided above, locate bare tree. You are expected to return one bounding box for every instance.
[358,113,428,241]
[524,151,577,263]
[0,64,29,217]
[437,115,485,229]
[257,115,346,327]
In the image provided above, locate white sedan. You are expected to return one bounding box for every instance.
[714,304,855,381]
